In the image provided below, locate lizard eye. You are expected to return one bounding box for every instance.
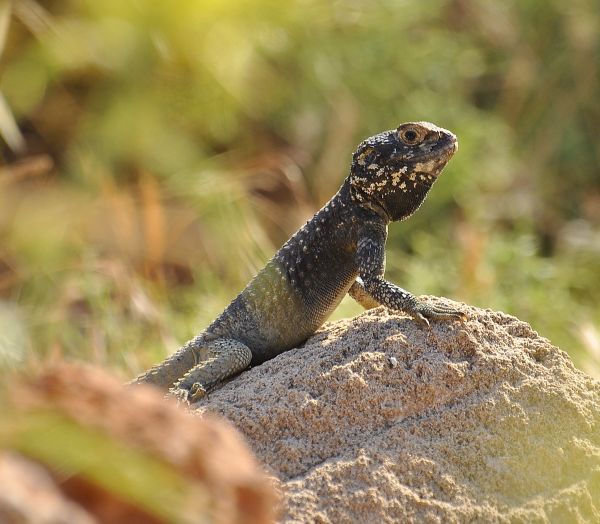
[398,126,423,145]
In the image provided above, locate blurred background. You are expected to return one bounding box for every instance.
[0,0,599,378]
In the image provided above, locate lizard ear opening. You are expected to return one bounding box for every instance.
[354,146,377,167]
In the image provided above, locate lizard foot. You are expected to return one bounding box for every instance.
[188,382,208,402]
[168,382,207,405]
[409,301,467,327]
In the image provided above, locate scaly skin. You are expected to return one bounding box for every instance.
[131,122,466,402]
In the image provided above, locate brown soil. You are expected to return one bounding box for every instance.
[196,298,600,523]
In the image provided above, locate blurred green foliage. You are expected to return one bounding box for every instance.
[0,0,599,377]
[0,408,210,522]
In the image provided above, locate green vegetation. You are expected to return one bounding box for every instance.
[0,0,599,378]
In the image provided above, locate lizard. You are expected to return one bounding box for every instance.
[131,121,465,402]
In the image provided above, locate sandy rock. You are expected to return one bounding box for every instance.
[196,298,600,523]
[6,363,277,524]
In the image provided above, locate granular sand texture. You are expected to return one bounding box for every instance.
[196,298,600,523]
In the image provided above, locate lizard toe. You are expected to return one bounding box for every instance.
[189,382,208,403]
[411,301,466,324]
[431,307,467,322]
[167,385,190,404]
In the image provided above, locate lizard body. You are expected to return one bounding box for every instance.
[132,122,464,401]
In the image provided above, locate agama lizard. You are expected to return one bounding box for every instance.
[132,121,465,402]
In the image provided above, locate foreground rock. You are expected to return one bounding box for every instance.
[2,364,276,524]
[196,298,600,523]
[0,452,95,524]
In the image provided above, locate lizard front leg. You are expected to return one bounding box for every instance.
[356,222,466,326]
[170,338,252,403]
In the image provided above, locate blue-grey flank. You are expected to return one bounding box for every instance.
[131,122,466,402]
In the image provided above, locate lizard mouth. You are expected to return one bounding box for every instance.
[409,140,457,184]
[417,139,457,164]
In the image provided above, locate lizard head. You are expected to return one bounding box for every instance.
[349,122,457,221]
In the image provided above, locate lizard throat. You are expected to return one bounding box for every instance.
[382,183,433,221]
[350,179,433,222]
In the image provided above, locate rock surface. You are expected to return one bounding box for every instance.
[196,298,600,523]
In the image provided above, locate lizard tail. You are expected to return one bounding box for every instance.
[129,334,203,389]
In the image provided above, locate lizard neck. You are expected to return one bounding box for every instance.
[339,178,391,224]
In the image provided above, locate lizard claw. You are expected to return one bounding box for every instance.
[413,312,431,328]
